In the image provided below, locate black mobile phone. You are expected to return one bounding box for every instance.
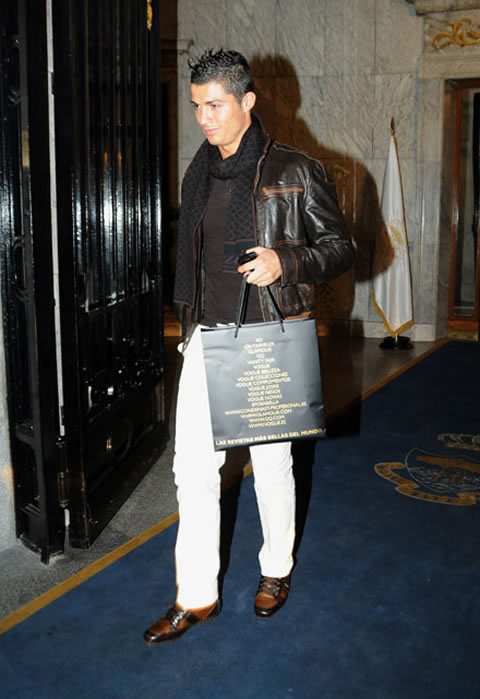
[237,251,257,266]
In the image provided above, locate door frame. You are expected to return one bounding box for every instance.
[447,78,480,338]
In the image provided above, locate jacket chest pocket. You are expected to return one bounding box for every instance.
[261,184,304,198]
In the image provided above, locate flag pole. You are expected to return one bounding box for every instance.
[380,120,413,349]
[372,116,413,350]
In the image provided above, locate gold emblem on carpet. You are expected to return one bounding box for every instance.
[375,433,480,506]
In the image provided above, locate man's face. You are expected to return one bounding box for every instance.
[190,81,255,159]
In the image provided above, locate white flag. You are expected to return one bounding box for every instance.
[371,133,414,337]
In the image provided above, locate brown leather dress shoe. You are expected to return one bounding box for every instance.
[143,600,221,644]
[254,575,291,617]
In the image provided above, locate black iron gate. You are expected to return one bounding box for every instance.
[1,0,64,562]
[0,0,165,562]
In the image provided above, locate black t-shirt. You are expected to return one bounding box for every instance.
[202,177,263,326]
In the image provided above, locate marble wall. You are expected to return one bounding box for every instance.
[176,0,480,340]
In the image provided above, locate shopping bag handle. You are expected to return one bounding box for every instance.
[234,276,284,338]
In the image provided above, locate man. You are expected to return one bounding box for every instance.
[144,49,355,644]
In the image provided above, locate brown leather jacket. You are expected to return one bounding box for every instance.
[182,136,355,336]
[254,137,355,321]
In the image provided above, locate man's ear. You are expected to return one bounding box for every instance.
[241,91,256,113]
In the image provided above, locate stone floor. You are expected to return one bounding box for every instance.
[0,334,438,621]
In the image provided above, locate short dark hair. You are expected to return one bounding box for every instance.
[188,49,255,102]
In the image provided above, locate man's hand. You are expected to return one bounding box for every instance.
[237,246,282,286]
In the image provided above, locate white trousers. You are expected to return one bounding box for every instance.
[173,325,295,609]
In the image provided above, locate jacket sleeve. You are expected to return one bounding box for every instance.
[276,159,355,287]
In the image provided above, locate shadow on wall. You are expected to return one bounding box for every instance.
[249,55,394,334]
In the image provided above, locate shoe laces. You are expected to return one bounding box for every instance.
[165,605,190,628]
[257,576,289,596]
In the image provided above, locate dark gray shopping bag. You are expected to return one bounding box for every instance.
[201,279,325,451]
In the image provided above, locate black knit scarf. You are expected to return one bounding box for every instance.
[174,114,267,307]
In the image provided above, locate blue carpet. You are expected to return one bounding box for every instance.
[1,340,480,698]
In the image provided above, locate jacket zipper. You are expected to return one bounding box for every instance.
[261,185,304,196]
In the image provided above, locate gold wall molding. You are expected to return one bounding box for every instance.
[408,0,480,14]
[432,17,480,49]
